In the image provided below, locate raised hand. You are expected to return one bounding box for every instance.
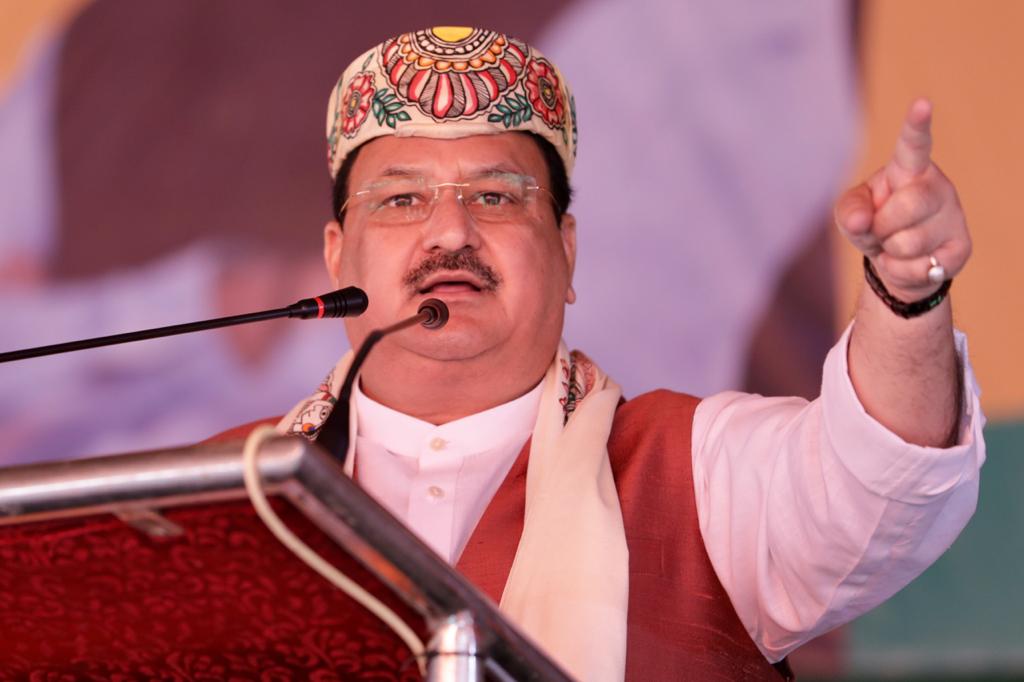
[834,98,971,304]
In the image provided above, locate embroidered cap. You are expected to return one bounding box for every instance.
[325,26,578,180]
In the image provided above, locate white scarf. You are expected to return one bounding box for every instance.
[278,343,627,681]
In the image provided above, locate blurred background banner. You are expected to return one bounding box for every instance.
[0,1,1020,679]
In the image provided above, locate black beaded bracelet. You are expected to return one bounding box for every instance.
[863,256,951,319]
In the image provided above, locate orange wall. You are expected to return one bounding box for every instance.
[0,0,84,96]
[837,0,1024,419]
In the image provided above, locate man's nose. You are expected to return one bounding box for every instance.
[419,188,482,252]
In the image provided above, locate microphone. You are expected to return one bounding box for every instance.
[316,298,449,464]
[285,288,370,320]
[0,287,369,364]
[418,298,449,330]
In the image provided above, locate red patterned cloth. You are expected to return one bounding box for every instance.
[0,498,424,679]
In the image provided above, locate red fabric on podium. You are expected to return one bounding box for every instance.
[0,498,424,679]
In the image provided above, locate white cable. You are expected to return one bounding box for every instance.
[241,426,427,672]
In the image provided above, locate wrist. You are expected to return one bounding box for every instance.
[863,256,951,318]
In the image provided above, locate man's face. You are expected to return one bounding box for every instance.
[323,133,576,370]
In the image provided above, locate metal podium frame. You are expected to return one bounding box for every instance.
[0,436,573,682]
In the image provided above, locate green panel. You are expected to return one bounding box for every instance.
[847,419,1024,678]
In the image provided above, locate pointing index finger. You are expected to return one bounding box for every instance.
[891,98,933,177]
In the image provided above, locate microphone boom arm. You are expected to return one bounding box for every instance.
[0,287,368,364]
[316,299,448,465]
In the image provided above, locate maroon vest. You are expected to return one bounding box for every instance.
[456,389,786,681]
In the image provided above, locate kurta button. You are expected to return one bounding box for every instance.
[429,437,447,451]
[427,485,445,499]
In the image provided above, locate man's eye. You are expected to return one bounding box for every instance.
[380,193,423,208]
[470,191,516,207]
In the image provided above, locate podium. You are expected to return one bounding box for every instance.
[0,436,572,680]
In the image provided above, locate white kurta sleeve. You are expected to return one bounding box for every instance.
[691,323,985,662]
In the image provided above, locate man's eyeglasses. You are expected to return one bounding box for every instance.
[339,172,555,225]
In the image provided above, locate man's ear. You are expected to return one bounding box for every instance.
[323,219,344,288]
[560,212,577,304]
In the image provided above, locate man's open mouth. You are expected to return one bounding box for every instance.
[418,280,483,294]
[403,251,502,294]
[416,272,488,294]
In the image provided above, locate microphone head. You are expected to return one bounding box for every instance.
[418,298,449,329]
[320,286,369,318]
[287,287,368,319]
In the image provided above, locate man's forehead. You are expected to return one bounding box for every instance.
[351,134,547,181]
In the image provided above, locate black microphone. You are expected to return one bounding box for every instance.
[316,298,449,464]
[285,288,370,320]
[0,287,369,364]
[417,298,449,330]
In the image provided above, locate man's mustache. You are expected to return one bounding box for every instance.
[403,249,502,293]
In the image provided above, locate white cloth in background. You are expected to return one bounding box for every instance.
[0,246,346,463]
[0,34,348,465]
[542,0,859,398]
[351,326,984,662]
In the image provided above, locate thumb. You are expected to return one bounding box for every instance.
[834,182,881,256]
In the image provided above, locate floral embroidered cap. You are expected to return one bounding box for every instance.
[326,26,578,180]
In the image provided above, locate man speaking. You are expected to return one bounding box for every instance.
[269,26,983,680]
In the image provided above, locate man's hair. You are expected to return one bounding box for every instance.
[331,132,573,226]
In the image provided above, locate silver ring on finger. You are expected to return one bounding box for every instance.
[927,255,947,285]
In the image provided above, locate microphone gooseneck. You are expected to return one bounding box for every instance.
[0,286,369,364]
[315,298,450,464]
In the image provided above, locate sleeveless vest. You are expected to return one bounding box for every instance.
[457,389,786,681]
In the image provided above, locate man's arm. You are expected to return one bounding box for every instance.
[692,99,984,661]
[835,98,971,447]
[692,332,984,661]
